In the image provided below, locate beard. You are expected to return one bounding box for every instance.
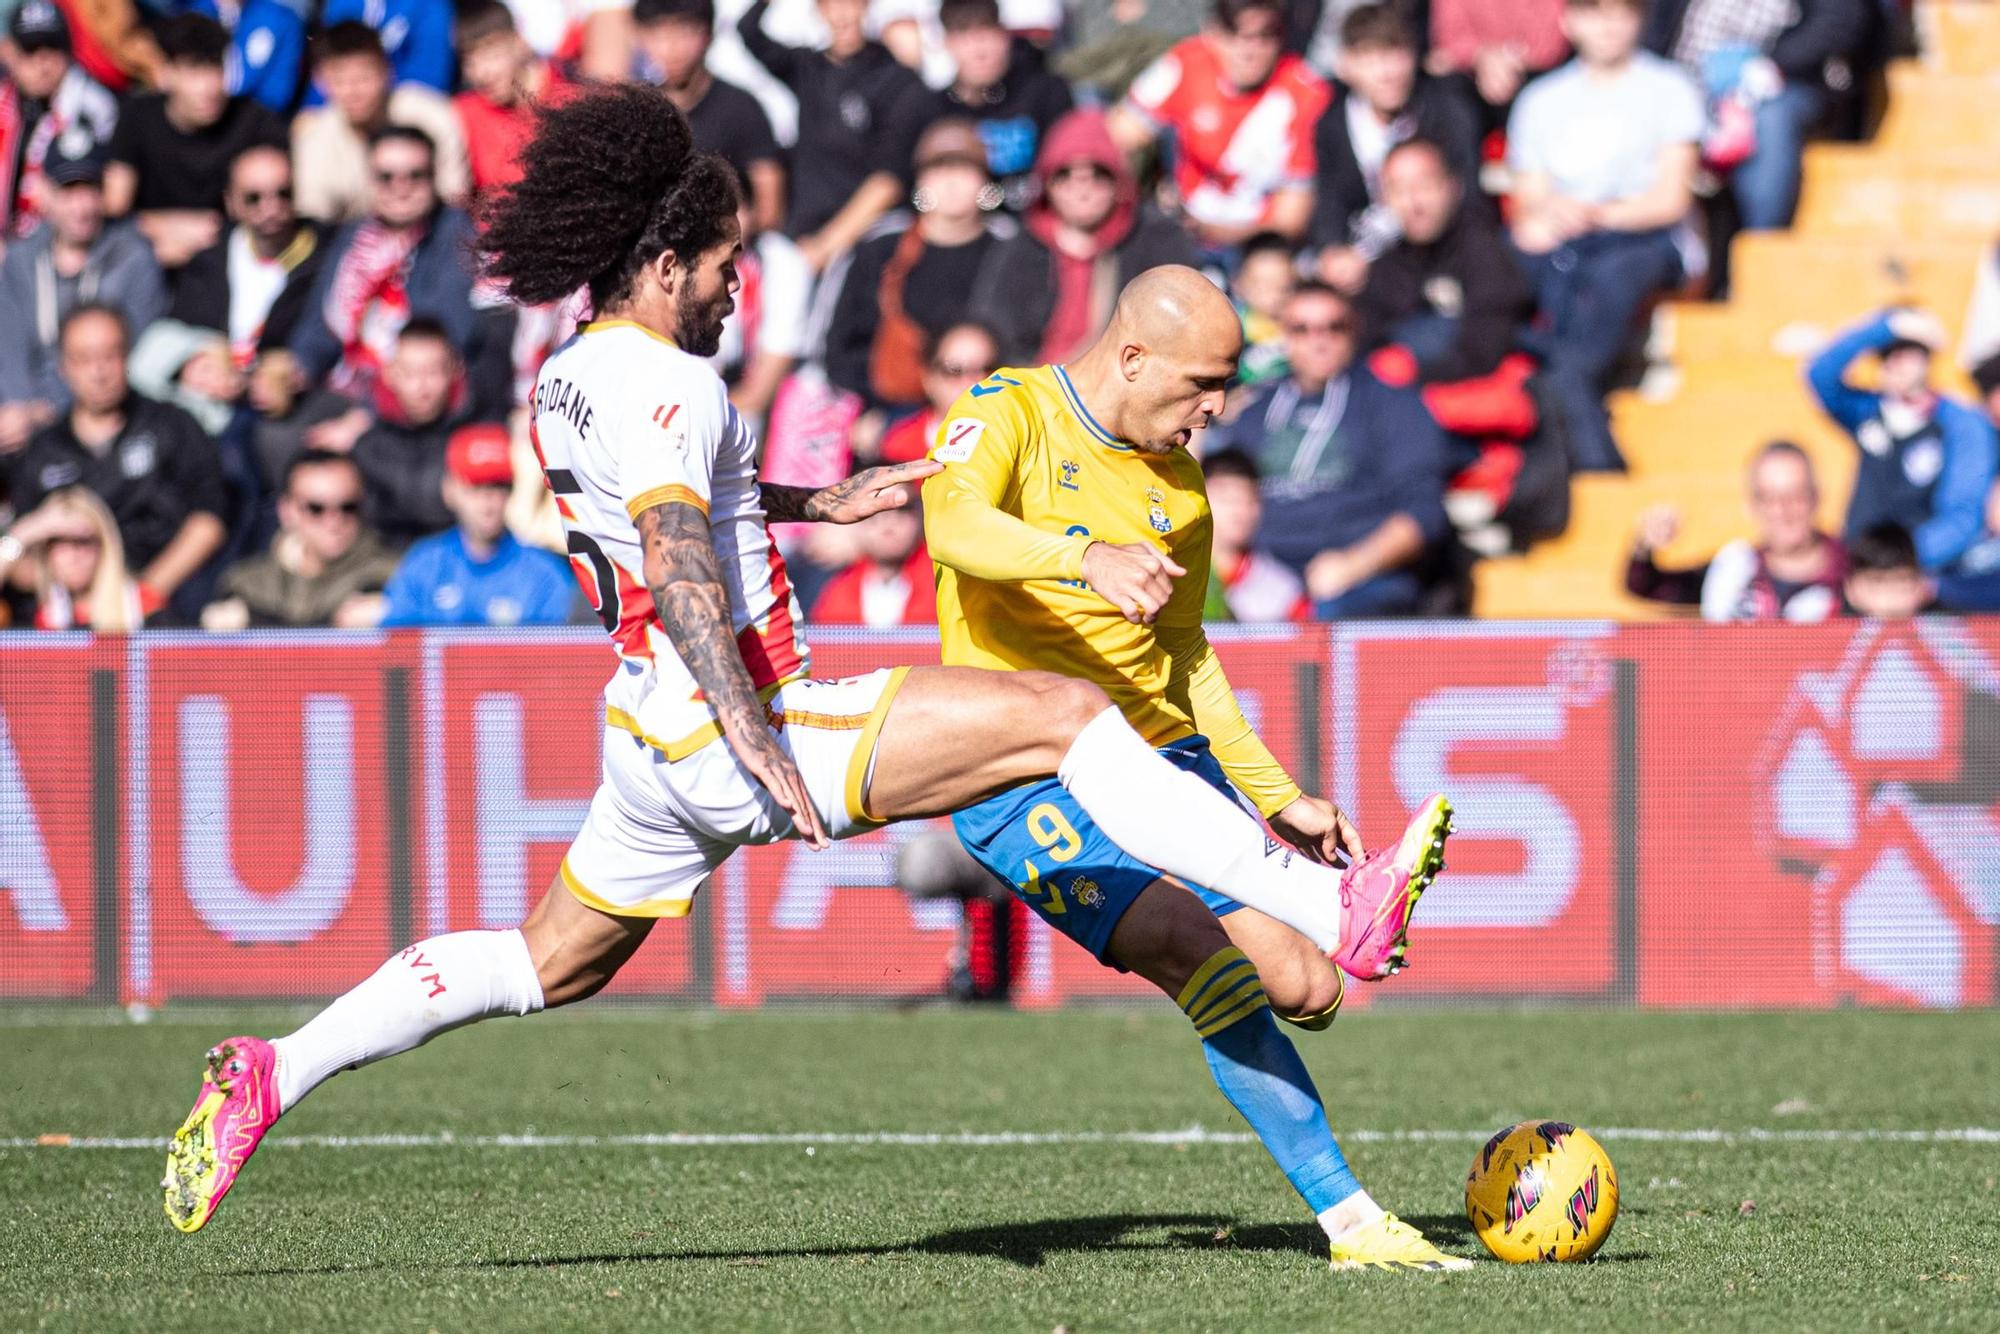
[676,280,731,358]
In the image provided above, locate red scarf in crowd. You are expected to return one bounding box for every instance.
[323,220,418,397]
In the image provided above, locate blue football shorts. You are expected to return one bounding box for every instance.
[951,735,1248,963]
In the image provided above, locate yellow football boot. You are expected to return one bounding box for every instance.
[1328,1213,1475,1272]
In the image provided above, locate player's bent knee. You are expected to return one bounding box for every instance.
[1269,968,1343,1024]
[1254,947,1342,1020]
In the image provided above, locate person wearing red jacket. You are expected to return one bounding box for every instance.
[808,501,937,627]
[452,0,572,200]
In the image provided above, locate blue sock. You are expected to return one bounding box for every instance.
[1178,947,1362,1213]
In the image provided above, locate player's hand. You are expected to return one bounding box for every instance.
[1270,795,1364,868]
[1082,541,1185,623]
[725,716,831,850]
[1633,504,1679,555]
[807,460,945,524]
[1885,307,1948,351]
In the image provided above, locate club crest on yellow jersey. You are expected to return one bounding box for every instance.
[1146,486,1172,534]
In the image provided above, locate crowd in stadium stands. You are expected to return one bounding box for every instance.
[2,0,1991,634]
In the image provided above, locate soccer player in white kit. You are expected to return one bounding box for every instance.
[161,85,1438,1239]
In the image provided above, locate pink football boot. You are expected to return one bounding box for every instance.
[1331,794,1453,981]
[162,1036,282,1233]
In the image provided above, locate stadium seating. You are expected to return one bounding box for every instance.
[1474,0,2000,619]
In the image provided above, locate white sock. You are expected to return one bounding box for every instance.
[1057,707,1346,952]
[1319,1190,1387,1242]
[271,929,545,1112]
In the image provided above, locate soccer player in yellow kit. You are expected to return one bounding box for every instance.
[922,267,1468,1271]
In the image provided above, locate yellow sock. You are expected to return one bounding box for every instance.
[1176,946,1269,1038]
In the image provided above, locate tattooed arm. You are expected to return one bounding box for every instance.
[759,460,943,524]
[636,500,830,847]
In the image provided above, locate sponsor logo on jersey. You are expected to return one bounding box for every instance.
[934,418,986,463]
[1058,459,1081,491]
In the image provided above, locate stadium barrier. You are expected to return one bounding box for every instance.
[2,620,1996,1009]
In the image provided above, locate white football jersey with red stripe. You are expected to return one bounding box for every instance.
[529,319,810,746]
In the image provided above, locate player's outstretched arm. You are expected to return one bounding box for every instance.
[636,500,829,848]
[760,461,943,524]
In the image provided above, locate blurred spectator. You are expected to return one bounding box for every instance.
[1231,232,1294,388]
[1202,281,1451,618]
[968,107,1196,366]
[936,0,1071,213]
[379,423,573,626]
[1507,0,1702,472]
[5,305,225,605]
[1936,478,2000,613]
[453,0,571,200]
[207,0,310,115]
[1199,447,1309,622]
[164,144,325,370]
[319,0,456,95]
[349,317,469,544]
[1624,441,1847,622]
[287,125,480,408]
[1806,309,1999,572]
[876,0,1065,90]
[825,118,1009,414]
[104,15,286,270]
[1424,0,1569,127]
[808,500,935,626]
[738,0,937,272]
[1108,0,1329,251]
[711,185,809,433]
[0,484,162,628]
[128,318,241,439]
[1309,3,1480,295]
[202,446,395,627]
[877,320,999,464]
[1357,138,1534,388]
[292,22,468,224]
[1,0,118,237]
[0,138,165,443]
[636,0,783,237]
[1842,521,1931,620]
[1644,0,1867,232]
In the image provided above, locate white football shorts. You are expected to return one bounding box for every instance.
[559,667,911,918]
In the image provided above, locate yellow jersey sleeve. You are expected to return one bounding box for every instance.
[1155,470,1304,819]
[921,379,1096,584]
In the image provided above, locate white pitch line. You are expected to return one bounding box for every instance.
[6,1127,2000,1151]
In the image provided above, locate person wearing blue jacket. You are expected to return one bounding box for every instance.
[286,125,479,391]
[1201,281,1453,619]
[148,0,309,112]
[318,0,456,95]
[1806,308,1999,572]
[379,422,577,626]
[1935,477,2000,613]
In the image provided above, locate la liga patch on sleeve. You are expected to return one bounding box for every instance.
[933,418,986,463]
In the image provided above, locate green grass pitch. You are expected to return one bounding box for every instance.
[4,1007,1998,1332]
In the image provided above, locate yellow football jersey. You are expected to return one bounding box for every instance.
[922,364,1302,817]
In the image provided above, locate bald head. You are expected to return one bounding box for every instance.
[1111,265,1246,362]
[1067,265,1242,454]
